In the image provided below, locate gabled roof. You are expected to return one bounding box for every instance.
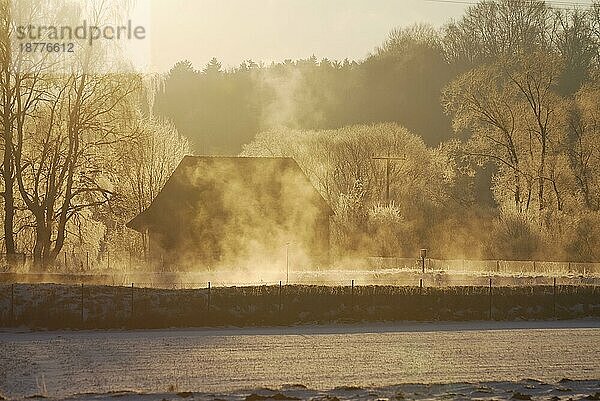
[126,155,334,233]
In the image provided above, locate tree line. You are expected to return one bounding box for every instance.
[155,2,600,155]
[238,1,600,262]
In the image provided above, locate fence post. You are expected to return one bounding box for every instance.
[207,281,211,315]
[130,283,134,319]
[86,252,89,270]
[81,283,84,323]
[279,281,282,313]
[10,283,14,322]
[419,278,423,295]
[553,277,557,318]
[112,285,118,326]
[488,278,493,320]
[351,279,355,310]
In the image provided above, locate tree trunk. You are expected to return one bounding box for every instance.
[2,173,15,254]
[2,103,16,256]
[32,217,55,269]
[538,134,547,213]
[1,12,16,258]
[32,221,46,268]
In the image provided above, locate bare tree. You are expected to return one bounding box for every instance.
[15,71,139,266]
[550,8,598,94]
[443,52,565,216]
[443,63,531,211]
[505,53,564,213]
[0,0,49,258]
[567,85,600,211]
[443,0,551,67]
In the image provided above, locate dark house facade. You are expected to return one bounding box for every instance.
[127,156,333,269]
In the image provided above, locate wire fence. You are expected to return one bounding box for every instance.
[2,250,598,328]
[363,257,600,276]
[0,278,598,329]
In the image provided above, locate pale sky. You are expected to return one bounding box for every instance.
[134,0,595,73]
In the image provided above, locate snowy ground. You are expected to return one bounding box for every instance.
[1,321,599,400]
[2,268,599,288]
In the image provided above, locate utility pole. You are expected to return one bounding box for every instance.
[372,152,406,203]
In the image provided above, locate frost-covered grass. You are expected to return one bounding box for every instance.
[2,264,599,289]
[1,325,599,400]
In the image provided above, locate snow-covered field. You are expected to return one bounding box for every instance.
[1,321,599,400]
[2,267,599,289]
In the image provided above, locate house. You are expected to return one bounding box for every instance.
[126,156,333,269]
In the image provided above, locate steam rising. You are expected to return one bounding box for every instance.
[127,156,331,281]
